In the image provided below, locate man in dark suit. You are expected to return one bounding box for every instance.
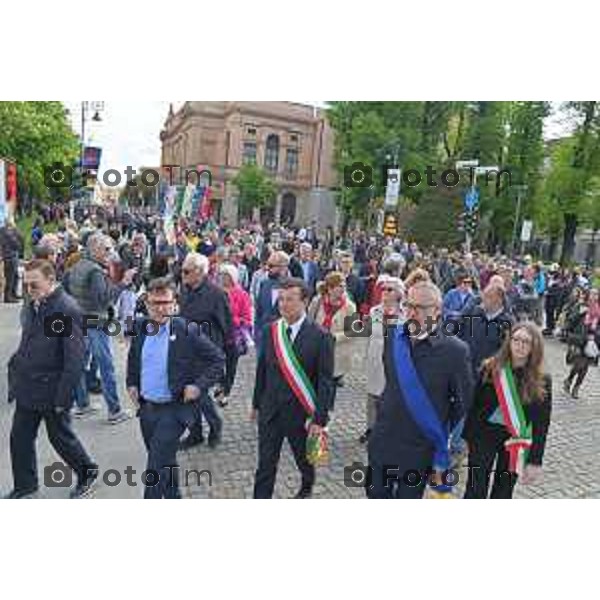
[368,281,474,499]
[5,259,98,499]
[252,278,335,499]
[127,277,225,499]
[253,251,290,350]
[178,251,232,450]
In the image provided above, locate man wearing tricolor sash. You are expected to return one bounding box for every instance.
[368,281,475,499]
[252,278,335,499]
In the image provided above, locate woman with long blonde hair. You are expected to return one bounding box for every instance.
[463,321,552,499]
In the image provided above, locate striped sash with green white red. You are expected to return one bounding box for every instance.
[492,365,533,475]
[271,319,317,422]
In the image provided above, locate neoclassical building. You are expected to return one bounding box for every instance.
[159,101,338,228]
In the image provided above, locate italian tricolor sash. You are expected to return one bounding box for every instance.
[271,319,317,420]
[492,366,533,475]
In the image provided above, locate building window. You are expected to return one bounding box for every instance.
[247,127,257,136]
[285,148,299,179]
[264,134,280,173]
[243,141,257,165]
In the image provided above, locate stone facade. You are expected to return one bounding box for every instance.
[160,101,338,230]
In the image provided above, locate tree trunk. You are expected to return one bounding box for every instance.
[548,234,559,261]
[560,212,578,264]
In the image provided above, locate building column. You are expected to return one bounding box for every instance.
[222,181,239,226]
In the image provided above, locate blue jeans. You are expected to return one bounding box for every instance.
[87,328,121,415]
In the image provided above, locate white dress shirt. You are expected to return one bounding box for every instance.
[284,313,307,343]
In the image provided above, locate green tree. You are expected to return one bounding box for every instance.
[540,102,600,262]
[0,102,79,208]
[231,164,276,219]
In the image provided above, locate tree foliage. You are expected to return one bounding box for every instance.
[325,101,587,254]
[0,102,79,205]
[231,164,277,219]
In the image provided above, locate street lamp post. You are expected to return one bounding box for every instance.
[78,101,104,215]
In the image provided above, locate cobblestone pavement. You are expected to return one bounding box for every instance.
[180,337,600,499]
[1,300,598,499]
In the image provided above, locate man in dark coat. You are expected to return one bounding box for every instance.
[252,278,335,499]
[126,278,225,499]
[0,221,24,302]
[368,281,474,499]
[178,251,232,450]
[5,259,98,499]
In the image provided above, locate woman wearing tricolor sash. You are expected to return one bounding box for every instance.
[463,322,552,499]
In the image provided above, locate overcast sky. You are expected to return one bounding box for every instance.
[63,101,571,180]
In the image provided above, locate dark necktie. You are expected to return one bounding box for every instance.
[287,326,293,341]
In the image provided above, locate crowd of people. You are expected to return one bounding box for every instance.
[1,203,599,499]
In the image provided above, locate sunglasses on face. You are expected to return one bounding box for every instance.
[382,287,398,293]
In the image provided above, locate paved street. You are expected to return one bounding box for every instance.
[1,303,599,499]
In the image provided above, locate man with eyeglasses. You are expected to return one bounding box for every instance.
[254,251,290,350]
[178,252,232,450]
[368,281,474,499]
[127,278,225,498]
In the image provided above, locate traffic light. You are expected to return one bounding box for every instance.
[464,208,479,236]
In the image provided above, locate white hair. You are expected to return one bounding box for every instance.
[377,274,405,294]
[219,263,239,285]
[184,252,209,274]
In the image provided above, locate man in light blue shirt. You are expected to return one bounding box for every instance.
[127,278,225,499]
[140,323,172,403]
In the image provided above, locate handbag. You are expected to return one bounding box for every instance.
[232,324,253,356]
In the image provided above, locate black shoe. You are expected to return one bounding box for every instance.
[70,468,99,499]
[178,434,204,451]
[293,487,313,499]
[358,429,371,444]
[572,386,580,399]
[208,431,222,449]
[4,487,38,499]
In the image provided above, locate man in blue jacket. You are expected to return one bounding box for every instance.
[126,277,225,499]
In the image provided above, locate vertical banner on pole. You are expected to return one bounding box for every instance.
[384,168,401,209]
